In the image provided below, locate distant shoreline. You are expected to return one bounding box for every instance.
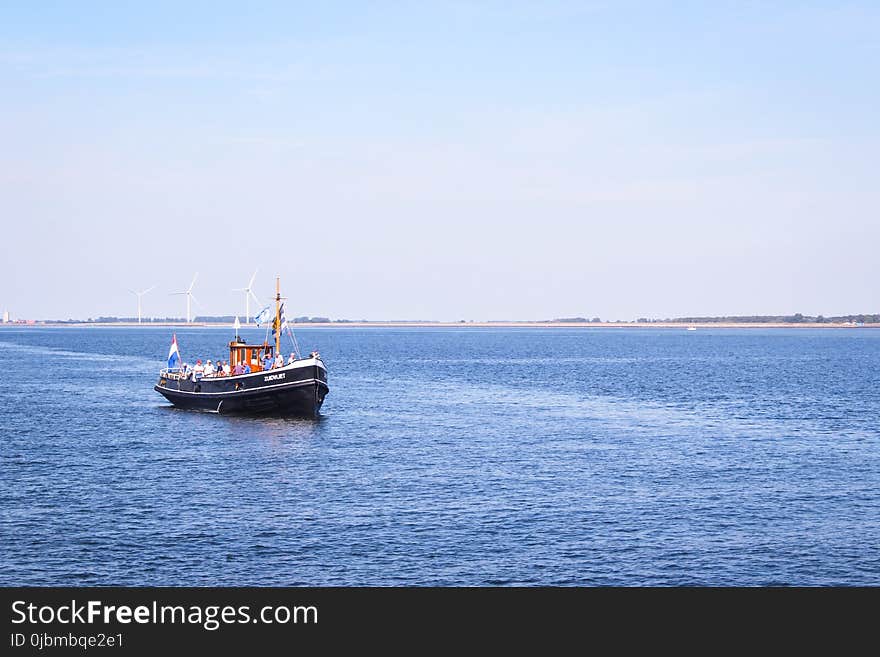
[3,321,877,329]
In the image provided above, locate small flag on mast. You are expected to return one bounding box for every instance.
[272,304,285,342]
[234,316,241,332]
[254,305,274,326]
[167,334,181,370]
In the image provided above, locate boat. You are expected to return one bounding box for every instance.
[154,277,329,417]
[686,326,697,331]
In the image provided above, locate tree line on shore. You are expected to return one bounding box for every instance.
[38,313,880,325]
[549,314,880,324]
[655,313,878,324]
[45,315,342,324]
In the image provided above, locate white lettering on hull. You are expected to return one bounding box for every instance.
[264,373,286,382]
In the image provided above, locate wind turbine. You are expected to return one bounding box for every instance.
[232,270,261,324]
[171,273,199,323]
[128,285,156,324]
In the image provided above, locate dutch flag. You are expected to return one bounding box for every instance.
[167,334,181,370]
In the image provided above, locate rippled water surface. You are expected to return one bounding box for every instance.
[1,326,878,585]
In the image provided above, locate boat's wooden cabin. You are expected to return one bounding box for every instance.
[227,340,274,371]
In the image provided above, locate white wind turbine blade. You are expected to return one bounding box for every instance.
[247,269,258,290]
[139,285,156,296]
[187,272,199,293]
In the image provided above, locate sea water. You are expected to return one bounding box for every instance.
[1,326,878,585]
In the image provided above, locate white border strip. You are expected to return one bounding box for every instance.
[156,378,327,396]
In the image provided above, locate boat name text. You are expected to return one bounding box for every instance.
[264,373,286,382]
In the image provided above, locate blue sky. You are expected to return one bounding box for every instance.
[1,1,877,320]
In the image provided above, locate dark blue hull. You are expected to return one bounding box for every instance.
[154,359,328,417]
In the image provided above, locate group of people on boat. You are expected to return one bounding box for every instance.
[177,352,298,381]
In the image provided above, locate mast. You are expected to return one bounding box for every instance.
[275,276,281,356]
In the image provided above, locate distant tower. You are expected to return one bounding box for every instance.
[2,310,8,323]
